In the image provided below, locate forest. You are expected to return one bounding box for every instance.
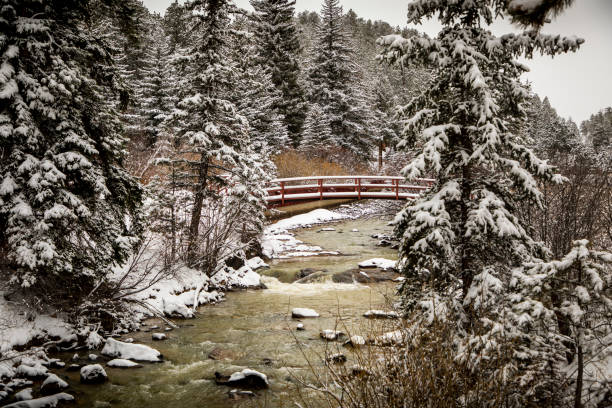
[0,0,610,407]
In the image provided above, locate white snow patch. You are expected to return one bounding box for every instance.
[107,359,141,368]
[228,369,268,385]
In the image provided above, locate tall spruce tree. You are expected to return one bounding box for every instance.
[169,0,268,266]
[306,0,373,160]
[0,0,143,308]
[379,0,583,403]
[251,0,305,146]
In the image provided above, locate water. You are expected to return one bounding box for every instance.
[61,215,399,407]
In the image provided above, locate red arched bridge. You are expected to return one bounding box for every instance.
[265,176,434,208]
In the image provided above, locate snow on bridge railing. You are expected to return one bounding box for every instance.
[265,176,434,207]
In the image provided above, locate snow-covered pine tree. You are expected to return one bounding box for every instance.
[299,103,332,155]
[0,0,143,308]
[230,16,288,150]
[513,240,612,407]
[306,0,373,160]
[378,0,582,403]
[164,0,190,53]
[169,0,269,266]
[371,77,400,171]
[251,0,305,146]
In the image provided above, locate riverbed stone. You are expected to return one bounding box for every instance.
[294,271,327,284]
[228,389,256,400]
[215,369,269,389]
[326,353,347,364]
[292,308,320,318]
[80,364,107,384]
[40,373,69,395]
[332,268,399,284]
[208,348,236,361]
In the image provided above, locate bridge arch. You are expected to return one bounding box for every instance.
[265,176,433,208]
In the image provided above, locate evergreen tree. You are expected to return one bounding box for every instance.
[299,103,332,153]
[379,0,582,403]
[230,17,288,149]
[163,0,190,53]
[168,0,268,266]
[0,0,143,308]
[306,0,373,160]
[251,0,305,145]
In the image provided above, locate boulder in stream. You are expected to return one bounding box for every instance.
[40,374,69,395]
[101,338,162,362]
[152,333,166,341]
[215,369,269,389]
[343,335,366,348]
[107,359,142,368]
[208,348,236,361]
[291,308,319,318]
[2,393,75,407]
[320,330,344,341]
[80,364,107,384]
[332,268,399,284]
[363,310,399,319]
[294,271,327,284]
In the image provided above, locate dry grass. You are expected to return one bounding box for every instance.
[273,149,371,179]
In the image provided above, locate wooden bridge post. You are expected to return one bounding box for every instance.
[281,181,285,206]
[358,177,361,199]
[318,179,323,200]
[395,178,399,200]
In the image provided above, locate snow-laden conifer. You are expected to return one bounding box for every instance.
[0,0,143,307]
[251,0,306,145]
[306,0,373,160]
[378,0,583,403]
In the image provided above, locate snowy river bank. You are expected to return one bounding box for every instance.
[0,201,403,407]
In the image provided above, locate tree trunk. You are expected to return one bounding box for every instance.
[378,141,383,171]
[574,345,583,408]
[187,158,209,265]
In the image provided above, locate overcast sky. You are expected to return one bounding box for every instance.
[143,0,611,124]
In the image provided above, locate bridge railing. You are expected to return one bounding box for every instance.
[265,175,434,206]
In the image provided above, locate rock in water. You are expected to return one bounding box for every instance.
[107,359,142,368]
[208,348,236,361]
[296,323,305,331]
[152,333,166,341]
[363,310,399,319]
[291,308,319,318]
[101,338,162,362]
[343,335,366,348]
[80,364,107,384]
[14,388,33,401]
[320,330,344,341]
[40,374,69,395]
[228,389,256,400]
[2,393,75,407]
[326,353,347,363]
[215,369,269,389]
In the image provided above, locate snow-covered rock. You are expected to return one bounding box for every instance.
[358,258,397,270]
[343,335,366,347]
[374,330,407,346]
[246,257,268,270]
[326,353,347,363]
[101,338,162,362]
[80,364,107,384]
[319,227,336,232]
[15,363,47,379]
[291,308,319,318]
[14,388,33,401]
[215,369,269,389]
[88,354,97,361]
[40,374,69,395]
[296,323,305,331]
[363,310,399,319]
[151,333,166,341]
[320,330,344,341]
[3,392,75,407]
[351,229,359,232]
[107,359,142,368]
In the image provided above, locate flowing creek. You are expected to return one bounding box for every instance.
[60,215,400,407]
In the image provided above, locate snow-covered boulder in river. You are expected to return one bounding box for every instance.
[358,258,397,270]
[80,364,107,384]
[363,310,399,319]
[107,359,142,368]
[320,329,344,341]
[291,308,319,318]
[40,373,69,395]
[2,392,75,407]
[215,369,269,389]
[101,338,162,362]
[152,333,166,341]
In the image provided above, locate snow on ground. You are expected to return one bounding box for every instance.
[358,258,397,270]
[2,392,75,407]
[263,209,347,258]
